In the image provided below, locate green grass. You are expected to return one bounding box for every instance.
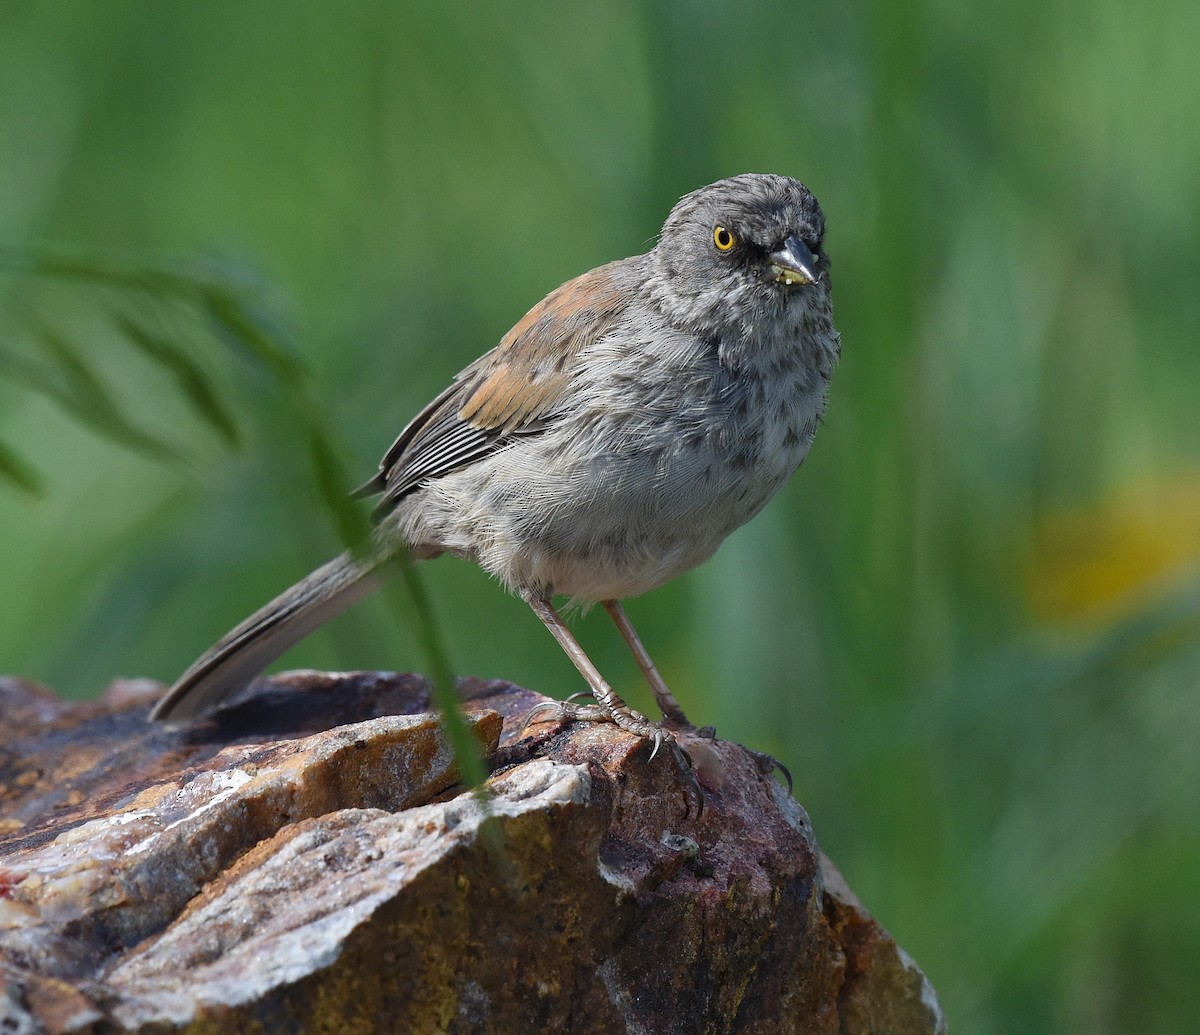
[1,2,1197,1029]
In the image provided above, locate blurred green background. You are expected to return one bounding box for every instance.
[2,1,1198,1029]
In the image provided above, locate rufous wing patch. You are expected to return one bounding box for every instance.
[458,263,627,434]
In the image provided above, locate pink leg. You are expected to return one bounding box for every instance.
[523,593,670,753]
[602,600,693,730]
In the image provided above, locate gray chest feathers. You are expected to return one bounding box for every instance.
[571,322,833,536]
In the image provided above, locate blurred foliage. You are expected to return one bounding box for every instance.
[0,1,1197,1030]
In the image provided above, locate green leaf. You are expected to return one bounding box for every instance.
[382,558,490,793]
[202,288,304,385]
[0,439,43,498]
[0,246,305,389]
[306,420,372,555]
[0,247,220,298]
[20,327,182,462]
[115,314,242,448]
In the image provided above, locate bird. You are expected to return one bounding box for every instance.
[149,173,841,761]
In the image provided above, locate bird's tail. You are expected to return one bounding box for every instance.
[148,550,387,725]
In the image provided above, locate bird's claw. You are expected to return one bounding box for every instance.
[517,700,562,738]
[669,738,704,818]
[564,690,596,705]
[648,728,664,762]
[743,747,793,794]
[771,757,793,794]
[518,699,603,737]
[518,695,703,818]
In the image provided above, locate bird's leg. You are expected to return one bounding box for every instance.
[604,600,787,796]
[602,600,693,730]
[521,592,672,755]
[522,592,704,814]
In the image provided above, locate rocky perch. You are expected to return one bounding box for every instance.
[0,672,944,1034]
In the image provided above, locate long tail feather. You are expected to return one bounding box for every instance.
[149,551,386,724]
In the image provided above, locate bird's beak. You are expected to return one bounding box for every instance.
[768,235,818,286]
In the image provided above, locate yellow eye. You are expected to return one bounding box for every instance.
[713,225,737,252]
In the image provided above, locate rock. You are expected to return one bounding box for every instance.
[0,672,945,1034]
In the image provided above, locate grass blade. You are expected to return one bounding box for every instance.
[0,439,43,498]
[28,326,182,462]
[115,314,241,448]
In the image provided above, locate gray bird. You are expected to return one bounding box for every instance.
[150,173,841,757]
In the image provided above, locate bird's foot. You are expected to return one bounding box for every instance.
[521,693,672,757]
[680,724,788,793]
[743,746,793,794]
[520,693,703,816]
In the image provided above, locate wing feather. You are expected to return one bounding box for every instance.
[366,261,629,516]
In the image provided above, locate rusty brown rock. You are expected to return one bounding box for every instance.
[0,672,944,1034]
